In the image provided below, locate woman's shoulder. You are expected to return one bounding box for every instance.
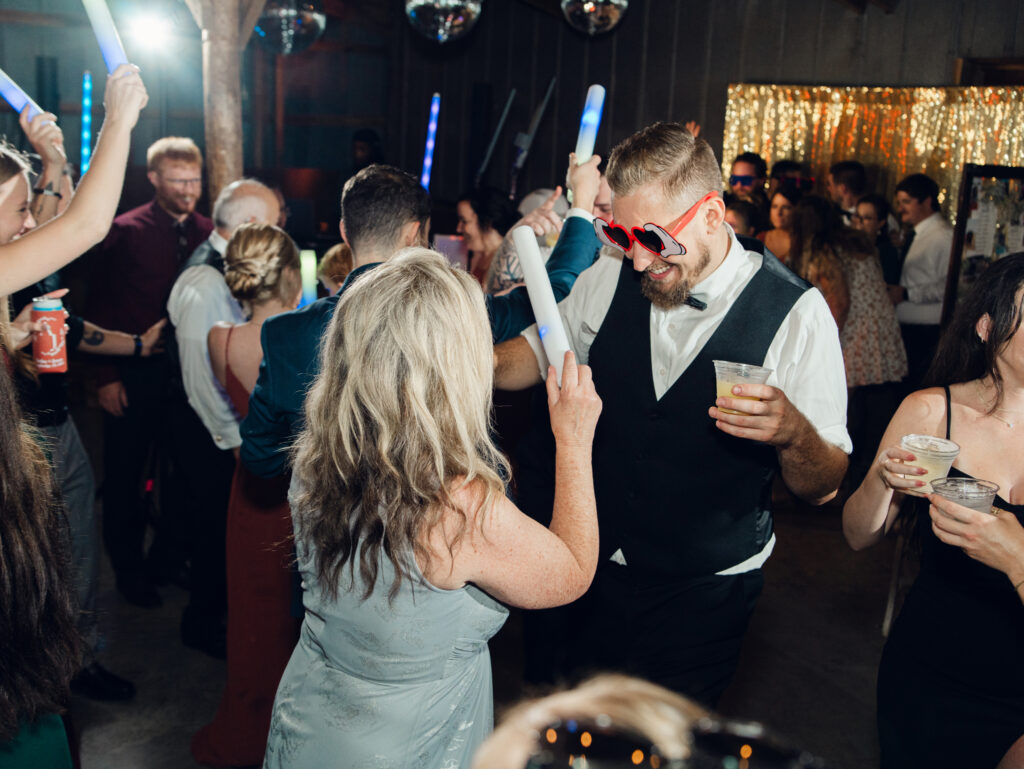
[895,387,950,431]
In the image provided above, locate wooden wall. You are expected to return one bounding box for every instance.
[389,0,1024,205]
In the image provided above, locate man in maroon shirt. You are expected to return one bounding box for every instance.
[87,137,212,609]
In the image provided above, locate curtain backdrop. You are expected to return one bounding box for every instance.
[722,84,1024,222]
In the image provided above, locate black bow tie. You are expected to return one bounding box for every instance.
[684,294,707,311]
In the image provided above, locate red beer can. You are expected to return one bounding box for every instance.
[31,296,68,373]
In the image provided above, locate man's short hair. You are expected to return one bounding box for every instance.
[607,122,723,208]
[146,137,203,172]
[895,173,940,211]
[828,160,866,196]
[770,159,802,180]
[212,178,274,231]
[340,164,431,254]
[732,151,767,180]
[725,199,759,233]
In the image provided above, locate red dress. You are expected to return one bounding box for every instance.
[191,327,300,768]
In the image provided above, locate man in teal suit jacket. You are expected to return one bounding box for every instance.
[241,162,603,478]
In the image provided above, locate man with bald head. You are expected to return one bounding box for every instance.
[165,177,280,657]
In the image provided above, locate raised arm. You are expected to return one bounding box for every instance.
[0,64,147,295]
[20,109,68,227]
[843,389,944,550]
[427,352,602,608]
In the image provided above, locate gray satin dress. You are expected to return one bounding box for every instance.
[263,529,508,769]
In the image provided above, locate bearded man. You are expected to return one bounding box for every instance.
[494,122,850,705]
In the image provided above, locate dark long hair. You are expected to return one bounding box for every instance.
[789,195,872,277]
[0,371,81,741]
[458,186,519,236]
[924,252,1024,405]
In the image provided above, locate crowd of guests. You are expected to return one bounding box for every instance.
[0,64,1021,769]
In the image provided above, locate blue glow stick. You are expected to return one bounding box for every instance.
[0,66,43,121]
[81,0,129,74]
[299,249,318,308]
[420,92,440,191]
[574,84,605,165]
[81,71,93,173]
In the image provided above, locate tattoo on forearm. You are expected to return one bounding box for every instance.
[82,329,105,346]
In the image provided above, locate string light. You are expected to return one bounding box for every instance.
[723,84,1024,225]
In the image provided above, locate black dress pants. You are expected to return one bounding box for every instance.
[163,389,235,622]
[565,562,764,707]
[101,358,170,579]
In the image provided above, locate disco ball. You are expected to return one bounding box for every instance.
[405,1,482,44]
[253,0,327,55]
[561,0,628,36]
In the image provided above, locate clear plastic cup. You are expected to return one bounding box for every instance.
[899,434,960,493]
[930,477,1000,515]
[713,360,773,415]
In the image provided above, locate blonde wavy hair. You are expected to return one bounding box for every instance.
[292,247,509,601]
[472,675,708,768]
[223,222,301,316]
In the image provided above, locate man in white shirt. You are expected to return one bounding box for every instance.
[163,178,280,657]
[891,172,953,390]
[495,122,850,704]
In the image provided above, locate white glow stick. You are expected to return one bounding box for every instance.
[512,225,571,385]
[567,84,605,205]
[81,0,130,74]
[0,67,43,121]
[299,249,318,307]
[574,84,605,164]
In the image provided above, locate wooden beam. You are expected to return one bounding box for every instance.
[239,0,267,48]
[200,0,243,201]
[183,0,206,31]
[0,10,88,28]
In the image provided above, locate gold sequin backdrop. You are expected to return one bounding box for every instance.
[722,84,1024,222]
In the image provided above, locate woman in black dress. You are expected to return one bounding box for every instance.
[843,253,1024,768]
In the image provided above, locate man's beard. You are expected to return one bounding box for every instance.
[640,242,711,309]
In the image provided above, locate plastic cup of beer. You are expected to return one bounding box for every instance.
[713,360,773,415]
[930,477,999,515]
[899,434,960,493]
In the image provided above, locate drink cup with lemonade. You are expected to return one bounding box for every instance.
[899,434,960,494]
[713,360,773,415]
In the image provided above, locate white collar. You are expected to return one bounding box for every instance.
[208,230,229,255]
[690,230,747,300]
[913,211,944,236]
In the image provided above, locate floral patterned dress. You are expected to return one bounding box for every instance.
[839,250,908,387]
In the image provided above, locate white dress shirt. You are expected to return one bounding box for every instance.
[520,220,851,573]
[897,211,953,325]
[167,231,246,450]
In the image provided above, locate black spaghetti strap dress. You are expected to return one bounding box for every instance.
[877,386,1024,768]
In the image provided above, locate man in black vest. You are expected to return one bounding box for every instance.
[495,123,850,705]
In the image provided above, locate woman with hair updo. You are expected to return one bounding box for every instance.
[843,253,1024,768]
[264,248,602,769]
[456,186,520,292]
[192,223,303,768]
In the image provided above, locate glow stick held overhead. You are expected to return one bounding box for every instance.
[420,92,441,191]
[567,84,605,204]
[81,0,129,74]
[512,225,572,386]
[0,67,44,121]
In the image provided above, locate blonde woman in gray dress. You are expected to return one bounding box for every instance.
[264,248,602,769]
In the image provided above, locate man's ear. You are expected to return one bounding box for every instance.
[339,220,348,245]
[400,219,424,247]
[705,196,726,233]
[147,170,159,189]
[976,313,992,344]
